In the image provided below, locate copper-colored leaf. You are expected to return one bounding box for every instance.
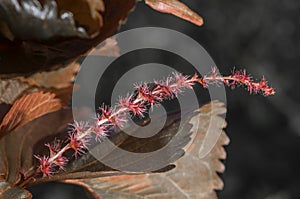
[0,180,32,199]
[0,91,62,139]
[4,62,80,107]
[46,86,75,107]
[18,62,80,89]
[65,101,228,199]
[145,0,203,26]
[89,37,120,57]
[0,78,30,104]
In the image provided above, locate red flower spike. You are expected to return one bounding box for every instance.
[264,87,275,96]
[135,83,162,107]
[98,105,127,128]
[190,73,199,82]
[45,139,62,155]
[91,124,109,141]
[172,72,195,91]
[227,69,241,88]
[220,69,275,96]
[173,72,194,88]
[44,139,67,170]
[258,77,275,96]
[119,95,147,117]
[32,68,274,180]
[198,77,208,88]
[34,156,54,177]
[209,68,219,82]
[70,121,89,134]
[68,133,89,157]
[154,77,177,99]
[156,84,175,99]
[113,112,128,128]
[53,155,68,170]
[99,105,113,120]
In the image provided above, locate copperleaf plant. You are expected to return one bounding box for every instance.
[0,0,274,199]
[0,0,202,76]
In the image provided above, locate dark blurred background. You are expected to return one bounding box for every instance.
[28,0,300,198]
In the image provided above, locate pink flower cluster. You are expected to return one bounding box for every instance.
[33,68,275,177]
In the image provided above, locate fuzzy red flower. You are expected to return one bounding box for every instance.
[91,123,109,141]
[45,139,62,154]
[53,155,68,170]
[135,83,163,107]
[34,156,54,177]
[68,132,89,156]
[70,121,89,134]
[170,72,195,95]
[119,95,147,117]
[98,105,127,127]
[154,78,176,99]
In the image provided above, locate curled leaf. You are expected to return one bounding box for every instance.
[145,0,203,26]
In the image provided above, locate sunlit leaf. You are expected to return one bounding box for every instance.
[89,37,120,57]
[145,0,203,26]
[0,79,29,104]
